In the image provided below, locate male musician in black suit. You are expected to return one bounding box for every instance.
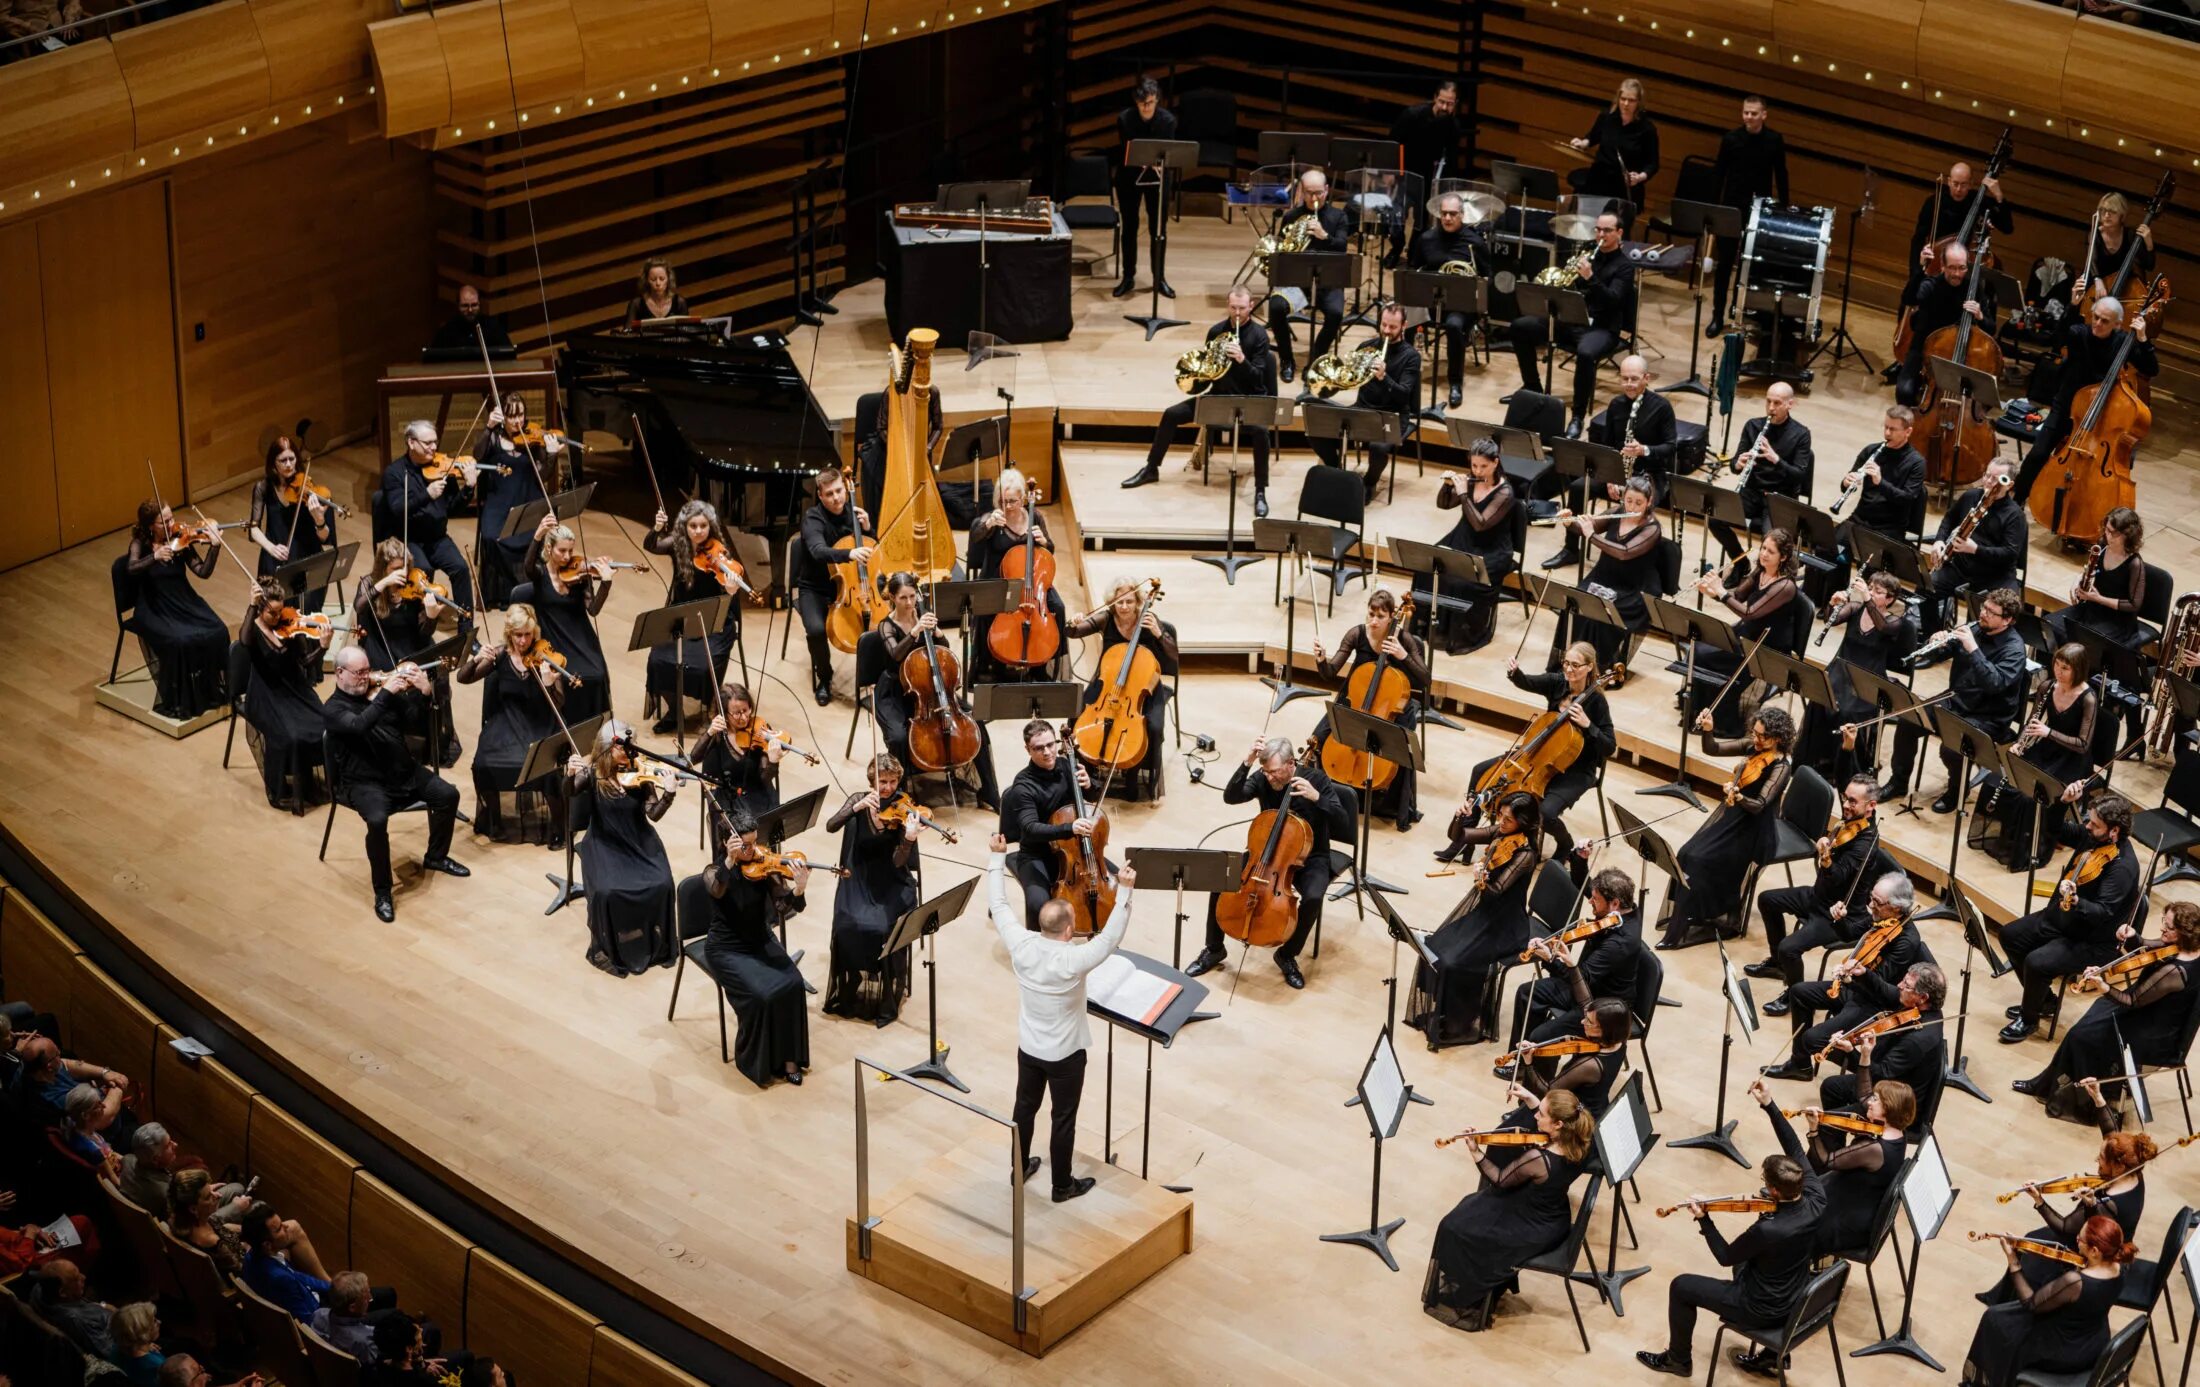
[427,284,514,353]
[1540,352,1673,568]
[1411,193,1487,409]
[1833,405,1926,541]
[794,464,873,706]
[1514,867,1641,1044]
[1920,454,2027,637]
[1707,94,1791,333]
[1713,380,1813,559]
[1267,169,1354,385]
[1390,79,1463,251]
[381,420,475,613]
[1508,211,1635,431]
[1882,586,2029,809]
[1111,77,1179,301]
[1999,793,2141,1042]
[1816,961,1947,1117]
[998,719,1100,928]
[1761,874,1931,1078]
[1895,240,2000,406]
[2013,296,2159,508]
[1896,158,2014,335]
[325,647,466,923]
[1188,734,1354,991]
[1745,775,1880,988]
[1308,302,1420,500]
[1637,1144,1825,1379]
[1123,285,1279,514]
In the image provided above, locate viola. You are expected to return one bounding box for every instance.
[1318,597,1418,792]
[1521,911,1624,963]
[1071,580,1165,773]
[275,474,351,518]
[1465,666,1623,824]
[2030,279,2172,543]
[900,597,981,773]
[393,567,450,604]
[1656,1195,1778,1218]
[1049,743,1117,935]
[1828,911,1909,1000]
[1494,1034,1602,1067]
[738,848,851,881]
[1434,1129,1549,1149]
[269,606,333,642]
[1215,741,1318,949]
[691,538,755,599]
[731,719,821,767]
[874,792,958,843]
[1813,1005,1927,1064]
[824,521,889,654]
[1782,1109,1887,1138]
[1967,1231,2085,1267]
[986,503,1061,669]
[2065,843,2120,891]
[2076,943,2181,994]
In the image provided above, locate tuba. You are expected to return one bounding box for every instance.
[1253,214,1317,276]
[2145,593,2200,758]
[1175,325,1240,395]
[1306,335,1385,397]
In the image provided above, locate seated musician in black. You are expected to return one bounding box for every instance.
[1805,572,1917,773]
[966,466,1067,683]
[1122,285,1278,515]
[381,420,475,613]
[1188,735,1353,991]
[1921,453,2026,637]
[2001,794,2140,1043]
[428,284,513,352]
[2048,506,2150,650]
[1686,528,1803,737]
[1447,641,1613,874]
[1514,868,1641,1046]
[2016,900,2200,1106]
[1411,193,1486,408]
[2015,297,2157,508]
[1311,588,1428,831]
[1508,211,1634,430]
[1813,961,1947,1117]
[1761,873,1931,1078]
[1541,355,1674,569]
[1980,644,2099,872]
[873,574,1000,812]
[1751,1077,1913,1261]
[1062,578,1178,798]
[324,646,466,923]
[1490,997,1631,1129]
[1556,474,1664,672]
[1265,169,1353,386]
[793,464,873,707]
[1894,159,2013,334]
[1896,239,2000,407]
[1422,438,1515,655]
[1882,586,2028,810]
[1833,406,1927,545]
[998,719,1099,929]
[1713,381,1813,560]
[1746,775,1881,988]
[1307,301,1420,501]
[1637,1152,1826,1378]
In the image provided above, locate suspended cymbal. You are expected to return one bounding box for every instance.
[1550,213,1601,240]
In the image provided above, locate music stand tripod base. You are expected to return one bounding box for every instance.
[1318,1218,1406,1272]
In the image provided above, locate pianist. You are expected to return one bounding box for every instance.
[627,258,691,327]
[429,285,514,353]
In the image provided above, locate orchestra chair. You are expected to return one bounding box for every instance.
[1172,88,1238,200]
[0,1284,89,1386]
[1501,390,1567,498]
[1625,942,1666,1112]
[2013,1315,2148,1387]
[2044,895,2150,1042]
[843,627,889,758]
[2118,1203,2196,1386]
[1512,1173,1605,1351]
[1823,1151,1917,1342]
[234,1276,316,1385]
[1706,1260,1850,1387]
[666,872,732,1064]
[316,731,440,863]
[1058,151,1121,277]
[1311,781,1362,961]
[1296,463,1371,609]
[221,638,253,769]
[300,1319,365,1386]
[2128,731,2200,887]
[2135,1009,2200,1138]
[96,1176,182,1303]
[108,555,143,685]
[160,1225,243,1355]
[1750,763,1834,898]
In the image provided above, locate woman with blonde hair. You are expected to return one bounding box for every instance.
[110,1301,166,1382]
[1423,1089,1597,1331]
[456,603,569,841]
[642,497,743,734]
[1566,76,1657,226]
[565,720,680,975]
[524,515,613,722]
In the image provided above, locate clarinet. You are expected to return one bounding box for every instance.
[1828,444,1888,518]
[1981,674,2055,818]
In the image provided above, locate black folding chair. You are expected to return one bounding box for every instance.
[1707,1260,1849,1387]
[2013,1314,2149,1387]
[1627,941,1665,1111]
[666,872,731,1063]
[1059,150,1121,276]
[1297,463,1370,608]
[316,732,443,861]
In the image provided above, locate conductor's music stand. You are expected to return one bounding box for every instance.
[970,681,1081,727]
[1324,703,1421,919]
[884,872,984,1092]
[1516,280,1591,399]
[1394,270,1488,421]
[1253,516,1338,710]
[1924,355,2006,506]
[1193,393,1291,582]
[1124,139,1200,339]
[1089,949,1211,1184]
[1125,848,1242,983]
[1664,199,1745,396]
[1642,594,1741,809]
[524,712,609,914]
[628,594,729,758]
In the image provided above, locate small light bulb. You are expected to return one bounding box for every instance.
[304,105,312,115]
[67,178,75,188]
[454,128,463,137]
[486,120,495,129]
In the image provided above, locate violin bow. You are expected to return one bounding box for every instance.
[192,506,260,590]
[631,412,670,524]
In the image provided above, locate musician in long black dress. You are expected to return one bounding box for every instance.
[2049,507,2149,648]
[793,464,872,705]
[1411,193,1486,409]
[1705,94,1790,331]
[2015,299,2158,508]
[1306,301,1420,500]
[1760,873,1931,1077]
[1265,169,1353,385]
[1409,792,1542,1046]
[1555,475,1663,671]
[643,499,744,734]
[1109,77,1178,300]
[1187,736,1353,991]
[965,467,1067,683]
[246,437,337,612]
[2015,901,2200,1106]
[1567,77,1658,228]
[1750,1078,1911,1258]
[1661,707,1794,949]
[1496,997,1632,1125]
[240,579,329,810]
[1962,1217,2130,1387]
[999,718,1099,928]
[125,503,230,719]
[695,682,785,832]
[1311,588,1428,830]
[453,605,567,844]
[1713,382,1812,559]
[1542,356,1674,568]
[1980,646,2099,870]
[1421,1090,1596,1333]
[874,574,1000,811]
[821,754,921,1026]
[475,396,560,609]
[1515,870,1641,1044]
[522,519,613,725]
[1834,407,1927,543]
[1062,578,1177,795]
[1745,775,1881,989]
[1921,455,2026,638]
[2000,794,2141,1043]
[1423,440,1515,654]
[1446,642,1613,874]
[1984,1128,2154,1310]
[705,814,812,1088]
[352,537,459,762]
[1507,211,1634,428]
[381,420,475,612]
[1122,285,1278,515]
[565,722,679,978]
[1687,529,1804,737]
[1803,572,1916,772]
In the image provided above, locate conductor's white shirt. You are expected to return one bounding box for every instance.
[988,851,1131,1061]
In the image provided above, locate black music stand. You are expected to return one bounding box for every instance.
[1193,394,1291,582]
[938,179,1033,347]
[1254,516,1336,710]
[525,712,609,915]
[743,787,823,992]
[1931,707,2007,896]
[1491,161,1562,265]
[969,681,1080,728]
[1395,270,1487,421]
[1576,1072,1659,1313]
[270,542,355,610]
[2000,753,2076,935]
[1532,576,1627,676]
[1924,355,2004,505]
[1845,664,1933,806]
[1270,251,1348,367]
[1124,139,1200,339]
[1125,848,1242,989]
[1643,594,1741,809]
[1321,1026,1417,1271]
[628,595,730,759]
[1939,886,2006,1105]
[1853,1132,1957,1369]
[1447,415,1551,497]
[931,577,1021,669]
[1515,280,1592,401]
[1850,524,1923,589]
[1089,949,1210,1184]
[1300,403,1399,521]
[1665,200,1745,396]
[1255,131,1332,180]
[1750,645,1836,724]
[1324,704,1420,919]
[1388,536,1483,731]
[1671,945,1758,1168]
[1767,493,1842,563]
[938,415,1008,475]
[885,873,984,1092]
[1666,476,1746,590]
[1369,891,1444,1064]
[1548,436,1629,503]
[1612,803,1689,903]
[501,483,596,541]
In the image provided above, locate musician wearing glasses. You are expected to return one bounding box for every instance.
[1567,78,1658,231]
[1744,775,1882,990]
[1706,95,1790,334]
[1880,586,2027,810]
[1999,794,2140,1044]
[1389,79,1463,251]
[1506,211,1634,431]
[1920,454,2027,638]
[1266,170,1353,386]
[1896,160,2012,331]
[1307,303,1420,501]
[1110,77,1178,301]
[1759,874,1929,1080]
[1712,381,1812,560]
[1411,193,1485,409]
[1122,285,1279,516]
[2014,299,2158,508]
[1540,354,1673,571]
[1895,241,1999,407]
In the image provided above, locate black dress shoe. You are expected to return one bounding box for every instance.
[1539,547,1581,570]
[1185,946,1227,977]
[1498,391,1519,405]
[2006,1004,2025,1019]
[1253,490,1269,519]
[1052,1176,1096,1203]
[651,713,679,734]
[1565,413,1585,439]
[785,1069,804,1086]
[1762,997,1792,1018]
[1120,466,1160,489]
[1447,384,1463,408]
[1637,1351,1693,1378]
[813,676,833,707]
[1156,279,1176,299]
[373,894,396,923]
[1931,794,1957,815]
[1999,1017,2038,1044]
[2011,1076,2051,1097]
[1733,1348,1789,1380]
[422,856,470,878]
[1024,1155,1042,1181]
[1111,279,1136,299]
[1742,959,1784,980]
[1760,1060,1816,1081]
[1278,958,1306,990]
[1706,319,1727,339]
[1281,361,1297,384]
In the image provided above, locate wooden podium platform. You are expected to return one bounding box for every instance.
[846,1131,1193,1356]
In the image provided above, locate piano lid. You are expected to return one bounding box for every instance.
[562,327,840,477]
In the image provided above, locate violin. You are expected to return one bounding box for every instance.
[1656,1195,1779,1218]
[518,638,573,681]
[737,848,851,881]
[2030,279,2172,543]
[1828,911,1909,1000]
[275,473,351,518]
[2075,943,2181,994]
[986,500,1061,669]
[551,554,642,586]
[1434,1129,1549,1149]
[874,792,958,843]
[1318,596,1417,792]
[1464,832,1531,908]
[1724,748,1782,807]
[1817,811,1873,869]
[1781,1108,1887,1138]
[1967,1231,2086,1267]
[824,522,888,653]
[731,719,821,766]
[1995,1172,2107,1204]
[392,567,450,604]
[269,606,333,642]
[1521,911,1623,963]
[900,594,981,773]
[1215,740,1318,949]
[421,452,499,483]
[691,538,755,599]
[504,421,572,449]
[614,767,691,793]
[2064,843,2121,892]
[1071,580,1165,773]
[163,518,232,551]
[1494,1034,1602,1068]
[1813,1005,1927,1064]
[1460,666,1623,834]
[1049,736,1117,936]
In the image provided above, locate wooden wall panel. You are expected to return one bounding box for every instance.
[1915,0,2072,100]
[0,890,81,1046]
[349,1174,471,1344]
[704,0,835,66]
[570,0,713,89]
[1773,0,1920,75]
[66,958,162,1109]
[465,1252,599,1387]
[499,0,589,111]
[0,224,60,571]
[372,13,454,136]
[247,1098,359,1267]
[0,44,136,192]
[2061,18,2200,143]
[587,1330,712,1387]
[436,3,525,129]
[249,0,381,102]
[152,1026,254,1179]
[37,180,180,544]
[110,1,273,148]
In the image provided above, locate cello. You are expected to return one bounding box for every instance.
[899,588,982,773]
[986,494,1062,669]
[824,522,889,653]
[1916,220,2004,490]
[1318,595,1416,791]
[1214,740,1317,949]
[1049,729,1116,935]
[1071,579,1165,773]
[1456,665,1623,833]
[2029,279,2172,542]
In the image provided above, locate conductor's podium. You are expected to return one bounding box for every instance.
[846,1128,1194,1355]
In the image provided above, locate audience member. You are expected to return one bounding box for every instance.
[164,1168,246,1277]
[158,1356,264,1387]
[315,1269,381,1363]
[61,1081,124,1179]
[30,1256,114,1358]
[19,1034,134,1138]
[117,1122,248,1218]
[110,1300,167,1385]
[239,1198,333,1316]
[0,1189,97,1274]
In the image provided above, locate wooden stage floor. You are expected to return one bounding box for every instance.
[8,217,2200,1386]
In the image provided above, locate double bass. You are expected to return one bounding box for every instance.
[1318,595,1416,791]
[899,590,982,773]
[1214,741,1317,948]
[1893,128,2011,362]
[986,495,1062,669]
[2081,173,2175,344]
[1071,579,1165,772]
[1049,733,1116,935]
[2029,279,2173,542]
[1916,220,2004,490]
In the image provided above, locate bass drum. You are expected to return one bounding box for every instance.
[1737,199,1833,379]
